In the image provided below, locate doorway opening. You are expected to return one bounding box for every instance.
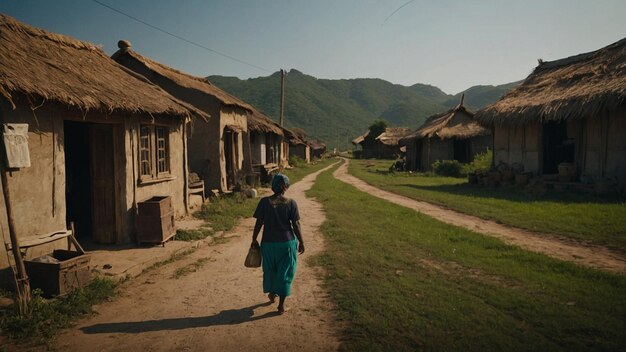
[453,138,470,163]
[224,128,239,190]
[542,120,575,174]
[64,121,117,244]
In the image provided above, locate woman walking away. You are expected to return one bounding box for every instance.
[251,173,305,314]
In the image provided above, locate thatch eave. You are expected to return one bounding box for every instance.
[0,14,208,121]
[475,37,626,125]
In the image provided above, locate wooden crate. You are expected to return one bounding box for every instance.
[25,250,91,297]
[136,196,176,245]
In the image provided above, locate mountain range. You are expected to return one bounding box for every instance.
[208,70,521,149]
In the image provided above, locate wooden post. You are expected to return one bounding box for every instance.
[279,69,286,127]
[1,168,30,314]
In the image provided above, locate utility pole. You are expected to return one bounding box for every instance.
[279,69,286,126]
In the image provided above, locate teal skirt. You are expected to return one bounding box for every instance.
[261,239,298,297]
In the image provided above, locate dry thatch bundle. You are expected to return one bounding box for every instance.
[374,127,413,146]
[284,127,309,146]
[112,41,254,113]
[351,132,368,145]
[476,37,626,125]
[247,108,283,136]
[0,14,207,120]
[401,99,490,144]
[308,139,326,151]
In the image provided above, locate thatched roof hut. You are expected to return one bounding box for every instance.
[353,127,411,159]
[284,128,311,163]
[402,97,490,143]
[0,15,205,254]
[113,42,253,191]
[475,38,626,183]
[476,38,626,125]
[401,98,491,171]
[246,108,286,170]
[0,14,206,120]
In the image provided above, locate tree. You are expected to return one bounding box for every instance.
[368,120,388,139]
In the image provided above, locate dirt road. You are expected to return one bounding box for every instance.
[54,165,341,352]
[334,159,626,273]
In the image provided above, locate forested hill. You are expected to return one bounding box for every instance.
[208,70,520,149]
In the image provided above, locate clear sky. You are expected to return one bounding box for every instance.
[1,0,625,94]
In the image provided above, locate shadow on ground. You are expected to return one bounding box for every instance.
[80,302,278,334]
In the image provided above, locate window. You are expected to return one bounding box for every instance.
[139,125,170,181]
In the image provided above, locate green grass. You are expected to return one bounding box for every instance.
[172,258,209,279]
[309,164,626,351]
[282,157,338,184]
[350,159,626,252]
[0,277,116,343]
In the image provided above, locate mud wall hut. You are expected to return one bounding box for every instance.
[309,139,327,159]
[475,38,626,185]
[285,128,310,163]
[352,127,412,159]
[113,42,252,192]
[246,108,285,180]
[401,98,491,171]
[0,15,207,278]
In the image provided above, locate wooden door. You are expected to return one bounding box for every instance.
[89,124,116,243]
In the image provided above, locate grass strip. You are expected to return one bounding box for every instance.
[309,164,626,351]
[282,157,338,184]
[349,159,626,251]
[172,258,209,279]
[0,277,116,343]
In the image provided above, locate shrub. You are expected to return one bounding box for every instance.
[462,149,493,175]
[289,155,304,167]
[432,160,463,177]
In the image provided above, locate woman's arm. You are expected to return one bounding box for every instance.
[252,219,263,248]
[293,220,305,254]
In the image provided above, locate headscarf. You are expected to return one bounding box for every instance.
[271,173,290,194]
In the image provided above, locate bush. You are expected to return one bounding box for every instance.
[432,160,463,177]
[289,155,304,167]
[462,149,493,175]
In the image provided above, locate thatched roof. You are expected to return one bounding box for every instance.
[284,127,308,146]
[112,41,254,113]
[351,132,368,145]
[476,37,626,125]
[0,14,207,120]
[247,108,283,136]
[375,127,412,146]
[308,139,326,151]
[401,97,490,144]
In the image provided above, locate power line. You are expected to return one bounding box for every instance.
[383,0,416,24]
[91,0,271,73]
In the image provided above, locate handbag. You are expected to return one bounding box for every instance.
[244,245,262,268]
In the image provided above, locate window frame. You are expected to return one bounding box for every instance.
[138,124,171,183]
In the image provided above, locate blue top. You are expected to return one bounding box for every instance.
[253,196,300,243]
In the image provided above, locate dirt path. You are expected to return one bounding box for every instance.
[53,165,341,352]
[335,159,626,274]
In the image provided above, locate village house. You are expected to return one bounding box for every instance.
[112,42,252,192]
[0,15,207,278]
[401,97,491,171]
[475,38,626,187]
[352,127,412,159]
[285,128,311,163]
[308,139,327,159]
[246,108,286,182]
